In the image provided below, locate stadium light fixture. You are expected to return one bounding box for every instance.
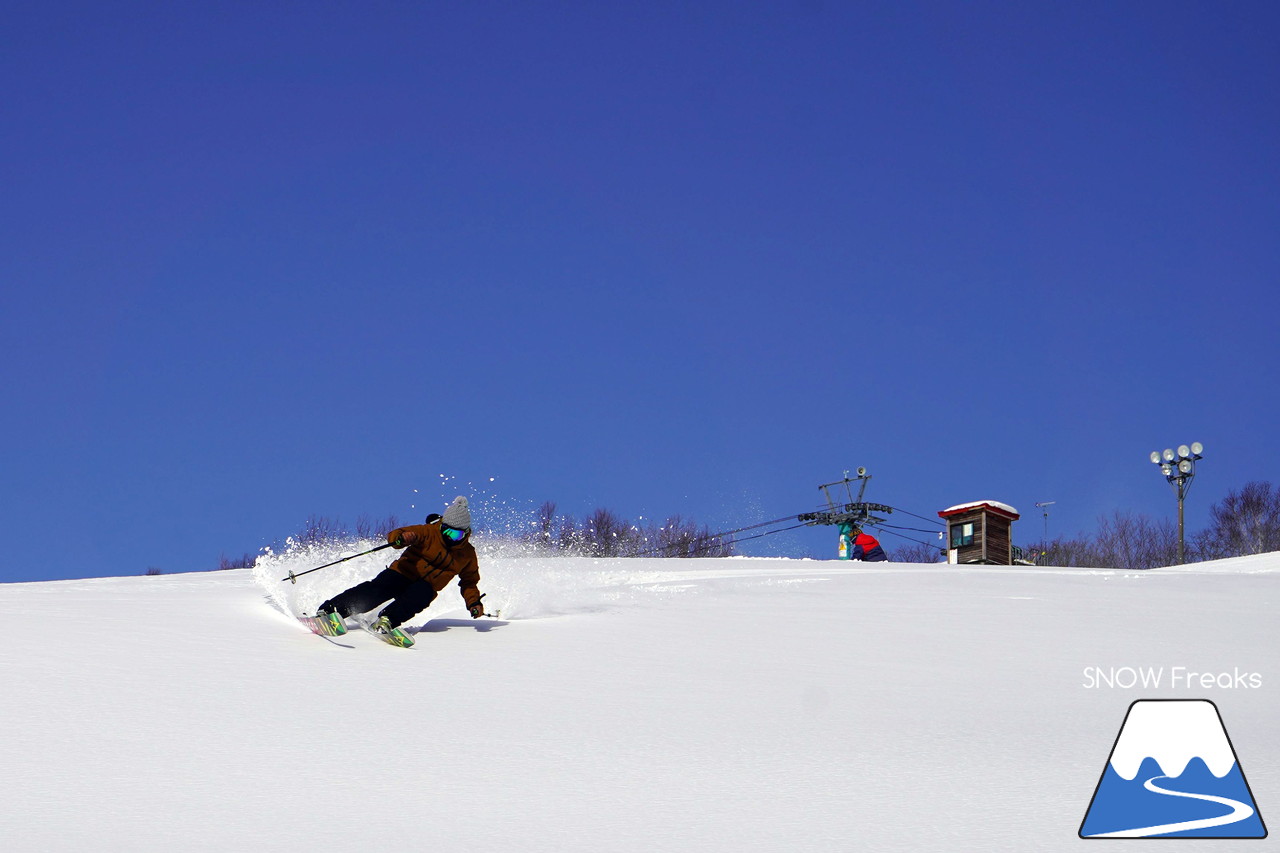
[1148,441,1204,565]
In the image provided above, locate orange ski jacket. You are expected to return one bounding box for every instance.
[386,523,482,609]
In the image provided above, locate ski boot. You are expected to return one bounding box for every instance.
[314,606,347,636]
[369,615,415,648]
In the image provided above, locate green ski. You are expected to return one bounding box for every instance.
[299,612,347,637]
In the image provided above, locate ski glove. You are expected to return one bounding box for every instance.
[468,601,485,619]
[393,530,420,548]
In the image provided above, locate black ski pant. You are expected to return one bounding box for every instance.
[321,569,437,629]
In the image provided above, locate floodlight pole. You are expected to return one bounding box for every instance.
[1149,443,1204,565]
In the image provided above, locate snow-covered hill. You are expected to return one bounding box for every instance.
[3,550,1276,851]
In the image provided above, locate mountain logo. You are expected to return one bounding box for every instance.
[1080,699,1267,839]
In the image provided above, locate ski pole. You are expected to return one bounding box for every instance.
[282,543,394,584]
[472,593,501,619]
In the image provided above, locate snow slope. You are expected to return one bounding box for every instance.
[2,550,1276,851]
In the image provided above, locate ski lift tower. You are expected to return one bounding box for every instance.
[798,469,894,559]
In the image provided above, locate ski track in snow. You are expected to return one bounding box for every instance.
[1085,774,1256,838]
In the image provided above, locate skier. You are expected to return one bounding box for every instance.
[839,523,888,562]
[314,496,485,640]
[850,528,887,561]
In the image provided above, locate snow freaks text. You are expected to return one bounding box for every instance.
[1082,666,1263,690]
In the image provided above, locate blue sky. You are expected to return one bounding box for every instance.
[3,1,1278,581]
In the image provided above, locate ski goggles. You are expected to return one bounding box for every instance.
[442,525,468,542]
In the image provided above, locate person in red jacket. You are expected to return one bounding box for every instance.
[839,522,888,561]
[850,529,887,561]
[315,496,484,637]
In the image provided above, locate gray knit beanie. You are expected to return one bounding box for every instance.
[442,495,472,531]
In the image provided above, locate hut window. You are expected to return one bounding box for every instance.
[951,522,975,548]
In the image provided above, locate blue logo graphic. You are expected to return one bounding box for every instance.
[1081,700,1267,838]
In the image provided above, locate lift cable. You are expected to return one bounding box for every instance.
[873,525,946,552]
[626,489,948,559]
[628,519,809,558]
[877,522,944,535]
[708,521,813,551]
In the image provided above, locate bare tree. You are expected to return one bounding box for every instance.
[556,515,580,552]
[1093,510,1177,569]
[514,502,734,558]
[530,500,558,550]
[354,514,403,539]
[295,515,349,545]
[218,552,256,570]
[1196,481,1280,559]
[1029,512,1176,569]
[644,515,734,558]
[582,508,637,557]
[891,541,945,563]
[1033,536,1098,568]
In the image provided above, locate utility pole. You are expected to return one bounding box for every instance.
[1034,501,1055,544]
